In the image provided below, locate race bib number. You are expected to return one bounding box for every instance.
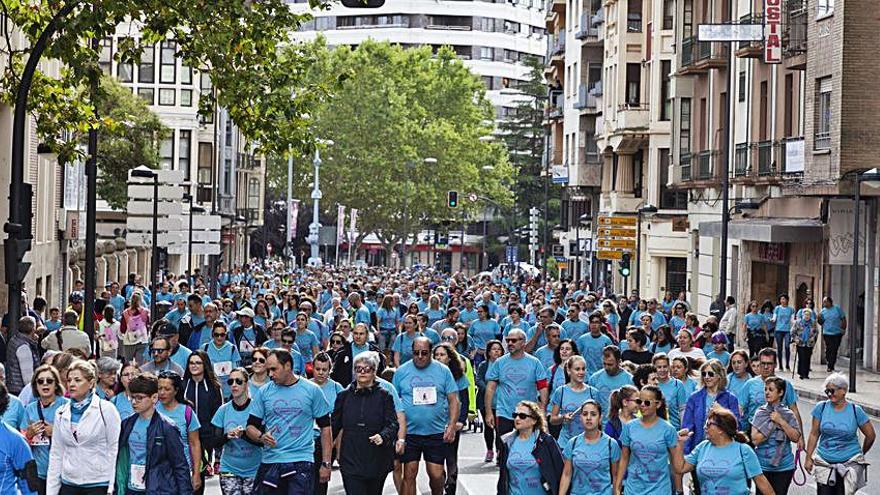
[239,340,254,353]
[214,361,233,376]
[130,464,146,490]
[30,432,49,447]
[413,386,437,406]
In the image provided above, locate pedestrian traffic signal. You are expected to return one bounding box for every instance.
[447,191,459,208]
[3,236,31,286]
[341,0,385,6]
[618,253,631,278]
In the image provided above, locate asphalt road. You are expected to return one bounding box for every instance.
[203,396,880,494]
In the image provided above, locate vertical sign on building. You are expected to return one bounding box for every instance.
[764,0,782,63]
[349,208,358,243]
[289,199,300,242]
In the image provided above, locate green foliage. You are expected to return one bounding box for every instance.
[0,0,335,164]
[95,76,167,210]
[271,40,515,250]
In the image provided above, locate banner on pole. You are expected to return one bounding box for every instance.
[337,205,346,244]
[289,200,300,242]
[349,208,358,242]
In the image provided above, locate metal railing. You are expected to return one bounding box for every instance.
[756,140,774,176]
[738,14,763,50]
[815,131,831,150]
[734,143,749,176]
[627,15,642,33]
[576,12,599,39]
[681,37,695,66]
[785,1,808,54]
[682,36,726,66]
[680,153,692,181]
[697,150,713,179]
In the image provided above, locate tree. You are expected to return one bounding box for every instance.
[95,76,167,210]
[497,55,562,256]
[272,40,515,259]
[0,0,336,164]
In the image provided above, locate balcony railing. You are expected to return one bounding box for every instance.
[734,143,749,176]
[680,153,692,181]
[815,131,831,150]
[785,1,808,55]
[589,80,603,96]
[737,14,763,51]
[756,140,774,176]
[627,15,642,33]
[576,12,599,39]
[696,150,713,179]
[681,36,727,69]
[591,9,604,26]
[574,84,598,110]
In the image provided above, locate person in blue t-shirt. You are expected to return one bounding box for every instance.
[614,385,678,495]
[393,337,460,495]
[485,329,550,440]
[818,297,847,372]
[750,376,802,495]
[561,306,588,341]
[293,312,321,365]
[498,400,562,495]
[559,399,621,495]
[245,349,333,492]
[376,295,401,351]
[587,346,633,422]
[392,314,422,367]
[805,372,876,491]
[653,354,687,431]
[19,365,68,489]
[575,314,614,376]
[704,332,731,367]
[533,324,561,369]
[771,295,795,371]
[674,405,773,495]
[467,306,502,357]
[156,371,202,487]
[549,356,600,447]
[741,349,803,441]
[201,321,242,397]
[211,367,261,493]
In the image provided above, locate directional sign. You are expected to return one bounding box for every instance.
[597,238,636,250]
[128,185,184,201]
[125,232,183,248]
[596,250,624,261]
[598,227,636,238]
[166,243,222,255]
[190,231,221,243]
[170,215,222,231]
[126,216,183,232]
[598,216,637,227]
[127,200,182,216]
[127,169,185,184]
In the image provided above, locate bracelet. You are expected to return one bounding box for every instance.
[396,439,406,445]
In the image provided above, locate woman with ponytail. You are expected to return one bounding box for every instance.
[604,385,639,445]
[614,385,678,495]
[673,405,775,495]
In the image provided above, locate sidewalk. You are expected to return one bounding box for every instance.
[788,360,880,418]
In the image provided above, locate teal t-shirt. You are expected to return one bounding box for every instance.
[563,433,621,495]
[468,319,502,350]
[620,419,678,495]
[773,305,795,333]
[112,393,135,422]
[576,333,614,375]
[588,369,634,422]
[819,306,845,336]
[706,350,731,367]
[1,395,26,430]
[812,401,870,463]
[19,396,69,478]
[561,319,589,341]
[158,402,200,468]
[486,354,548,419]
[127,416,151,491]
[657,378,688,431]
[393,360,458,435]
[506,431,544,495]
[685,440,762,495]
[391,332,420,364]
[250,379,332,464]
[549,384,600,446]
[742,377,797,423]
[211,400,261,477]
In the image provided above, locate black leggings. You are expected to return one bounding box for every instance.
[341,474,388,495]
[823,334,843,371]
[817,469,846,495]
[481,407,495,450]
[764,469,794,495]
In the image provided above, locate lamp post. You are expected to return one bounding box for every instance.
[131,168,159,320]
[635,204,658,294]
[307,143,331,267]
[575,213,592,285]
[402,157,437,268]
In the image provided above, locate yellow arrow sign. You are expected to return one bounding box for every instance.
[598,216,637,227]
[596,250,624,260]
[597,239,636,250]
[597,227,636,238]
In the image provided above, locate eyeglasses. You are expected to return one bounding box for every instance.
[505,338,522,344]
[760,361,776,368]
[227,378,246,386]
[253,357,266,364]
[151,347,168,354]
[634,399,656,407]
[213,332,227,338]
[702,371,716,378]
[512,412,535,420]
[36,378,55,385]
[354,366,374,374]
[705,420,720,429]
[441,335,456,342]
[412,350,431,357]
[131,394,151,403]
[330,340,344,345]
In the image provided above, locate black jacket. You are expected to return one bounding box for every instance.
[330,342,387,387]
[117,411,192,494]
[182,377,224,444]
[332,383,398,477]
[497,430,563,495]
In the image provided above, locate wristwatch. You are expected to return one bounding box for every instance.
[321,461,332,469]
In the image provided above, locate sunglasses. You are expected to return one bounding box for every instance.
[824,388,837,396]
[151,348,168,353]
[512,412,535,420]
[634,399,656,407]
[227,378,245,386]
[441,335,456,342]
[282,339,295,344]
[412,350,431,357]
[36,378,55,385]
[213,332,227,338]
[505,338,522,344]
[702,371,716,378]
[253,357,266,364]
[705,420,719,429]
[354,366,374,374]
[331,340,344,345]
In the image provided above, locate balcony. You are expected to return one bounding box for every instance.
[574,84,599,112]
[696,150,714,180]
[735,14,763,58]
[576,12,599,42]
[545,0,565,25]
[731,140,791,183]
[551,36,565,58]
[616,103,649,130]
[545,92,564,121]
[784,1,807,69]
[679,36,727,75]
[680,153,692,182]
[591,9,604,27]
[734,143,749,177]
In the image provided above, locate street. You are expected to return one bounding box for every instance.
[203,396,880,494]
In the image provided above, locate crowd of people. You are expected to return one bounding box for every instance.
[0,261,876,495]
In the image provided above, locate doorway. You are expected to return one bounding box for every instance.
[751,261,789,305]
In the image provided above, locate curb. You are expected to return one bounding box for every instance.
[793,385,880,419]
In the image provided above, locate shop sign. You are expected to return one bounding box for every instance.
[755,242,786,264]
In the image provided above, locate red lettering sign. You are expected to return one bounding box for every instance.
[764,0,782,63]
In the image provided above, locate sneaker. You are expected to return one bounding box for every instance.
[485,450,494,463]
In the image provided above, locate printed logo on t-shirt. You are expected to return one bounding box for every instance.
[631,440,666,482]
[508,451,542,490]
[271,398,305,436]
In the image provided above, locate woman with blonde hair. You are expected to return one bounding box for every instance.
[497,400,563,495]
[681,359,741,457]
[120,291,150,364]
[46,359,122,494]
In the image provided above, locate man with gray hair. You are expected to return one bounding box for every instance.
[5,316,40,395]
[41,310,90,355]
[484,328,549,440]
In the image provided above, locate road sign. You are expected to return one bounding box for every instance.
[697,24,763,42]
[126,216,183,232]
[166,243,222,255]
[597,227,636,238]
[169,215,222,231]
[597,238,636,250]
[127,185,185,201]
[190,231,221,243]
[598,216,637,227]
[127,169,185,184]
[596,250,624,261]
[505,245,518,264]
[127,201,182,216]
[125,232,183,248]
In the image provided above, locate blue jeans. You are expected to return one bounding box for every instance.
[254,462,314,495]
[775,331,791,367]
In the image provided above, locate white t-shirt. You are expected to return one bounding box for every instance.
[667,347,707,361]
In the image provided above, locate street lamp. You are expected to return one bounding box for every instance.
[131,167,159,320]
[402,157,437,268]
[635,204,658,294]
[307,141,333,267]
[574,213,592,285]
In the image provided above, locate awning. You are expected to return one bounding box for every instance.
[697,218,825,243]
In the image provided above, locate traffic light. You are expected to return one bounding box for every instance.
[447,191,459,208]
[341,0,385,6]
[618,253,631,278]
[4,236,31,286]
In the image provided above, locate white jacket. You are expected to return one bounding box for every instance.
[46,393,121,494]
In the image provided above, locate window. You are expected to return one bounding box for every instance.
[682,0,693,38]
[680,98,692,154]
[179,130,192,180]
[817,0,834,18]
[738,71,746,101]
[160,41,177,84]
[660,60,671,120]
[138,44,155,83]
[137,87,155,105]
[159,88,175,106]
[625,63,641,106]
[480,47,494,60]
[665,258,688,296]
[181,89,193,107]
[659,148,687,209]
[181,64,192,85]
[117,57,133,83]
[481,76,495,90]
[159,135,175,170]
[759,81,768,139]
[98,38,112,75]
[815,77,832,149]
[784,74,794,137]
[663,0,674,29]
[200,72,212,91]
[627,0,643,32]
[480,17,494,32]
